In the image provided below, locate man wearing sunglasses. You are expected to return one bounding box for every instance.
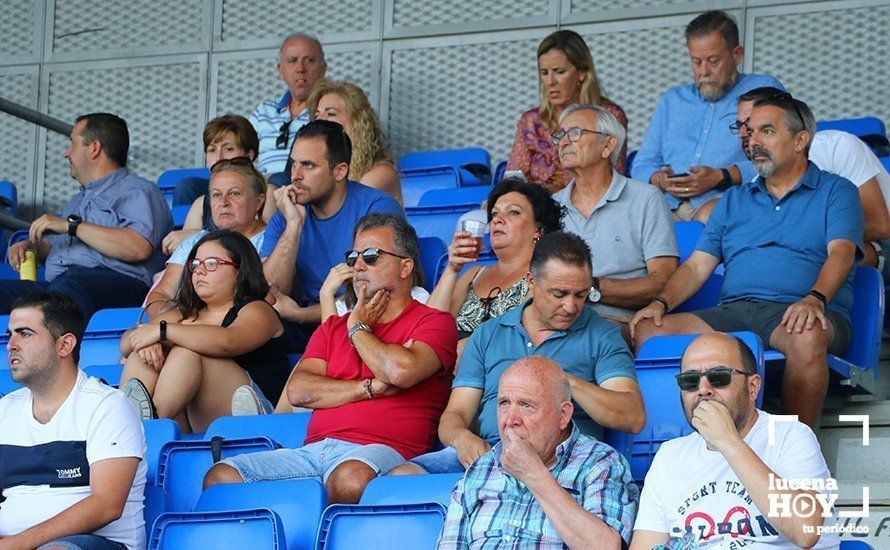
[205,213,456,504]
[630,10,783,222]
[631,94,863,428]
[249,33,328,183]
[631,333,839,549]
[260,120,403,335]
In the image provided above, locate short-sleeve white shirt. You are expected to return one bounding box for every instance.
[635,410,840,549]
[0,371,147,549]
[809,130,890,214]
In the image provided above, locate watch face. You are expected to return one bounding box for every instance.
[588,286,601,303]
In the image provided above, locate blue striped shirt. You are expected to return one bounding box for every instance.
[438,425,639,548]
[248,91,310,175]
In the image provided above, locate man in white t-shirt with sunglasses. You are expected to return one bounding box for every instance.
[630,332,840,550]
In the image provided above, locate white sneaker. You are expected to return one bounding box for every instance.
[122,378,156,420]
[231,385,268,416]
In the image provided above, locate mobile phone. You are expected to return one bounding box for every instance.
[668,173,690,178]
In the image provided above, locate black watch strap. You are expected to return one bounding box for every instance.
[807,290,827,307]
[716,168,734,191]
[159,320,167,341]
[654,296,670,313]
[67,215,82,237]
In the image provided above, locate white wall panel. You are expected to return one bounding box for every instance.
[0,1,44,64]
[0,66,41,215]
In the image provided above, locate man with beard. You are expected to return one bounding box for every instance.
[631,10,782,222]
[630,333,840,549]
[630,93,863,428]
[204,213,457,504]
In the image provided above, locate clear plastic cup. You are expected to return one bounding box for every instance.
[461,220,488,260]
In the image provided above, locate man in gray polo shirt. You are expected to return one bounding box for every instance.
[552,104,678,326]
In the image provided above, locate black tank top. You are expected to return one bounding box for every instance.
[221,297,291,401]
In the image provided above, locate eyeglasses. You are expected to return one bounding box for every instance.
[729,117,751,135]
[551,127,608,145]
[275,121,291,150]
[188,257,240,273]
[675,367,752,391]
[344,247,409,267]
[210,156,255,173]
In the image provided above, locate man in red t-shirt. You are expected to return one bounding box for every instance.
[204,213,457,503]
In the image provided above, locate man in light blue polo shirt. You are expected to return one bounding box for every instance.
[630,93,863,428]
[631,10,782,222]
[390,232,644,475]
[250,33,327,181]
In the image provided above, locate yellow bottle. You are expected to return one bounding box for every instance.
[20,250,37,281]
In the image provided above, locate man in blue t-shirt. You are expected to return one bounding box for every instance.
[261,120,404,330]
[630,93,864,428]
[390,232,644,475]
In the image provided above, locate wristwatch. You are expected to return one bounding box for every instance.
[348,322,371,345]
[716,168,734,191]
[67,214,82,237]
[159,320,167,342]
[588,277,601,303]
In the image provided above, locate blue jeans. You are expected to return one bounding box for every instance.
[222,437,405,484]
[409,446,465,474]
[173,176,209,207]
[38,534,127,550]
[0,266,149,319]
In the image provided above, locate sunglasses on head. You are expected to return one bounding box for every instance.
[344,247,409,267]
[675,367,752,391]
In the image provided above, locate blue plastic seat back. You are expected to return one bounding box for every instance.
[407,204,477,243]
[316,503,447,550]
[674,221,704,263]
[631,332,765,482]
[87,307,142,332]
[143,419,181,485]
[0,369,20,394]
[816,117,886,138]
[434,246,497,285]
[156,168,211,206]
[399,147,492,186]
[881,157,890,173]
[0,181,17,213]
[0,314,8,346]
[79,307,142,368]
[150,509,286,550]
[196,479,326,550]
[839,542,875,549]
[418,186,492,208]
[673,272,723,313]
[359,474,462,507]
[171,204,191,230]
[400,166,461,208]
[205,412,311,450]
[418,237,447,292]
[492,161,507,184]
[83,364,124,387]
[842,266,884,371]
[156,437,279,513]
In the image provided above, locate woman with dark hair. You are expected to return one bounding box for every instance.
[506,30,628,192]
[119,230,290,433]
[427,178,563,355]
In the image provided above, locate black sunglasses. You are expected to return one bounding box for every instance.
[675,367,752,391]
[757,90,806,130]
[345,247,409,267]
[275,121,291,150]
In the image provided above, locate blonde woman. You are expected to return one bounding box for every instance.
[507,30,628,192]
[308,79,402,203]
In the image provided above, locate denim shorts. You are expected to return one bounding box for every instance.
[408,446,465,474]
[38,535,127,550]
[221,437,406,483]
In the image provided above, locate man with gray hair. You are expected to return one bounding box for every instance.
[438,356,639,549]
[249,33,328,180]
[630,93,863,427]
[552,103,678,327]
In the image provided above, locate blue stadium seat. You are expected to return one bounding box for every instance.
[762,266,884,392]
[80,307,142,368]
[630,332,765,482]
[673,272,724,313]
[205,412,311,450]
[360,474,462,507]
[418,237,447,292]
[156,437,279,513]
[149,509,286,550]
[626,149,638,177]
[0,181,17,213]
[434,245,497,285]
[407,204,478,243]
[881,156,890,174]
[171,204,191,230]
[156,168,211,207]
[399,147,492,186]
[674,221,704,263]
[84,364,124,387]
[839,542,875,549]
[144,419,181,485]
[816,117,886,138]
[0,314,8,345]
[195,479,326,550]
[315,503,448,550]
[400,166,462,208]
[492,161,507,184]
[0,369,20,394]
[418,186,492,208]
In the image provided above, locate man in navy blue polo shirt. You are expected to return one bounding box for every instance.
[630,93,863,427]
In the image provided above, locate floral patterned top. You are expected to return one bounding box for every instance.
[506,102,628,193]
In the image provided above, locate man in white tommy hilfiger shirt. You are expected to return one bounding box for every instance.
[0,292,146,550]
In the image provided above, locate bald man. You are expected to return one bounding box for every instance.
[631,333,839,549]
[438,356,638,549]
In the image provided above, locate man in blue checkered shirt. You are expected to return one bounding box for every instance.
[438,356,638,549]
